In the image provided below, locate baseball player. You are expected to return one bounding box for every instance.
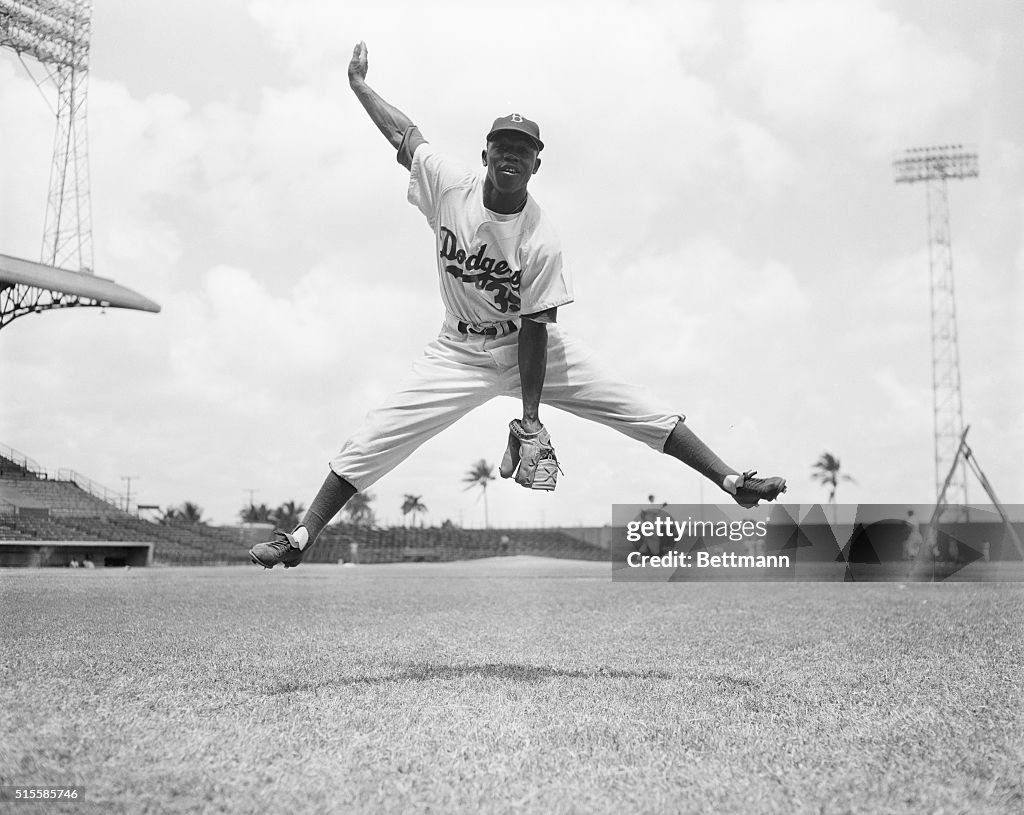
[249,42,786,570]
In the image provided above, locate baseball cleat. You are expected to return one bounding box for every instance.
[249,531,304,569]
[724,471,787,509]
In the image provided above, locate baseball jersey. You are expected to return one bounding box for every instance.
[407,142,573,327]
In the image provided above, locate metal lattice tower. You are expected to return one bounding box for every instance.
[1,0,93,272]
[894,145,978,509]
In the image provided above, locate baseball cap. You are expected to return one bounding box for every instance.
[486,114,544,152]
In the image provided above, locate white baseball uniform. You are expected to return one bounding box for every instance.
[329,142,680,490]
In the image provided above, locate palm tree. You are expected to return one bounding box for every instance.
[344,491,376,526]
[273,500,306,530]
[463,459,496,528]
[181,501,206,524]
[811,452,856,523]
[239,502,274,524]
[164,501,206,525]
[401,494,428,527]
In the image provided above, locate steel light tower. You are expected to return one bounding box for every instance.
[1,0,93,272]
[2,3,160,327]
[893,145,978,510]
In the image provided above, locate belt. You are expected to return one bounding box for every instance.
[455,319,518,337]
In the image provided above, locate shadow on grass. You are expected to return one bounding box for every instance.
[264,661,672,696]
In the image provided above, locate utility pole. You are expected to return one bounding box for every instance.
[121,475,139,513]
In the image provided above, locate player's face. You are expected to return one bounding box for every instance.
[482,133,541,195]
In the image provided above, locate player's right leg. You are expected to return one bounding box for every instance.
[250,333,500,569]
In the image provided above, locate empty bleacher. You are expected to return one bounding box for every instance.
[0,477,122,517]
[1,445,609,566]
[0,446,246,566]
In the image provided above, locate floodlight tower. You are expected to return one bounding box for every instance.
[0,0,93,272]
[893,145,978,511]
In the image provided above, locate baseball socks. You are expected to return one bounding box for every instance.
[663,419,736,486]
[291,472,357,550]
[662,419,786,507]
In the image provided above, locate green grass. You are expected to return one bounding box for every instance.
[1,558,1022,814]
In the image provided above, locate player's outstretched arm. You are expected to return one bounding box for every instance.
[348,41,425,170]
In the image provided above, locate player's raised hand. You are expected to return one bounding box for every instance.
[348,41,368,87]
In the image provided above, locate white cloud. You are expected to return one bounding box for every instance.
[737,0,980,153]
[577,238,809,382]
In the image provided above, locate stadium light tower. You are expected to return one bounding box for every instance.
[1,0,93,272]
[893,145,978,511]
[0,1,159,329]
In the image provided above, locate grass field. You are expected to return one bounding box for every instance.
[1,557,1022,814]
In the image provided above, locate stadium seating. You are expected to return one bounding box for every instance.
[0,478,118,516]
[1,447,609,566]
[0,448,247,565]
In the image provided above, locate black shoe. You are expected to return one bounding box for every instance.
[726,471,787,509]
[249,531,304,569]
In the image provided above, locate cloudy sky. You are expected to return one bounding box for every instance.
[2,0,1021,529]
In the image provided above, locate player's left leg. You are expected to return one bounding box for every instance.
[662,420,786,508]
[525,326,786,507]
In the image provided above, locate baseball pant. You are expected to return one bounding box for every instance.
[329,318,681,491]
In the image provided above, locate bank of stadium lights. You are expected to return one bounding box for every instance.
[893,144,978,513]
[893,145,979,184]
[0,0,90,71]
[0,0,93,273]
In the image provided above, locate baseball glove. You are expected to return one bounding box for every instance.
[499,419,562,491]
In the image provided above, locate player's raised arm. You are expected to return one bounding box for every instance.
[348,41,425,170]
